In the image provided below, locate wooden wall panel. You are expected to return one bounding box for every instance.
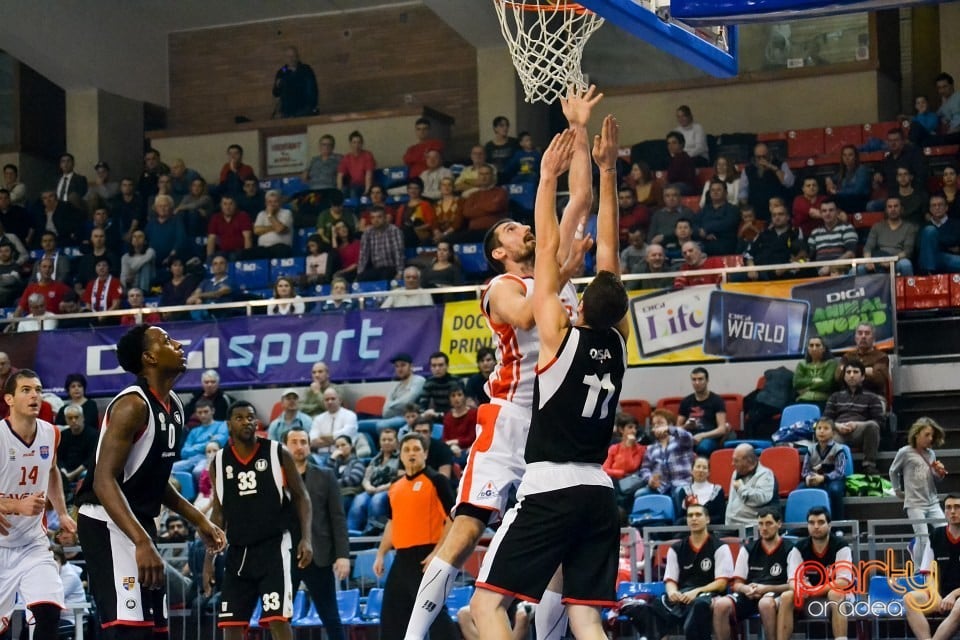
[168,6,478,159]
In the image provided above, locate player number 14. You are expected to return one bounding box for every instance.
[581,373,615,419]
[18,466,39,486]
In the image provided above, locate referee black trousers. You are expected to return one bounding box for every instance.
[291,562,345,640]
[381,545,455,640]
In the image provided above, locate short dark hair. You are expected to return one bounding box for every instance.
[843,358,865,376]
[228,400,255,419]
[63,373,87,392]
[483,219,515,274]
[666,131,685,146]
[691,366,709,380]
[708,178,728,191]
[807,506,831,523]
[413,416,433,430]
[4,369,39,396]
[820,196,839,209]
[804,335,832,362]
[401,432,426,448]
[429,351,449,364]
[887,127,903,138]
[581,271,628,330]
[335,434,353,447]
[493,116,509,128]
[2,164,16,175]
[116,325,151,375]
[415,117,431,128]
[407,177,424,191]
[349,130,363,142]
[936,72,955,86]
[60,152,75,163]
[475,346,496,363]
[757,507,782,522]
[685,503,708,519]
[943,493,960,507]
[0,189,8,197]
[195,398,214,410]
[675,217,693,229]
[281,427,308,445]
[403,403,419,414]
[677,105,693,118]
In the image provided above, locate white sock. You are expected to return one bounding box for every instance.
[404,557,458,640]
[536,589,568,640]
[836,636,848,640]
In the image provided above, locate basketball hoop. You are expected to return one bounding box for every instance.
[493,0,604,104]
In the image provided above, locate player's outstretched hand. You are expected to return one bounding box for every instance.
[297,539,313,569]
[591,114,620,171]
[135,540,165,590]
[561,84,603,127]
[540,129,576,179]
[560,216,593,282]
[198,519,227,553]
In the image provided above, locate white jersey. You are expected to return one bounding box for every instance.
[0,419,59,547]
[481,274,578,408]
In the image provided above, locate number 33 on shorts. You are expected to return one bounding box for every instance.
[262,592,281,611]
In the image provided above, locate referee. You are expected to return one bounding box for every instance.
[373,433,456,640]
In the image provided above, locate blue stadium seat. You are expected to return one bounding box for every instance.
[866,575,924,617]
[454,243,488,274]
[29,249,44,260]
[507,182,536,212]
[249,600,263,628]
[296,227,317,254]
[291,600,323,628]
[387,194,409,205]
[231,259,270,290]
[784,488,830,523]
[353,549,392,588]
[171,471,196,501]
[337,589,361,625]
[63,246,83,258]
[352,281,390,293]
[628,494,675,527]
[449,163,465,177]
[278,176,308,197]
[311,284,331,297]
[359,588,384,625]
[270,256,306,280]
[290,590,316,626]
[377,166,409,189]
[446,585,473,622]
[617,581,666,600]
[837,443,854,476]
[780,403,821,429]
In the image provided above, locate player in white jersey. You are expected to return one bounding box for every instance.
[405,86,602,640]
[0,368,76,638]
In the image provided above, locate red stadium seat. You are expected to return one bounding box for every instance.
[850,211,884,230]
[354,395,386,417]
[787,128,824,159]
[620,399,652,426]
[720,393,744,433]
[863,121,902,141]
[655,396,683,419]
[760,446,801,497]
[901,275,951,310]
[269,401,283,422]
[896,276,906,311]
[709,448,735,496]
[757,131,788,143]
[682,196,701,213]
[823,125,863,155]
[924,145,960,158]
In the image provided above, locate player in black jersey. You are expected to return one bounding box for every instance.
[77,325,225,640]
[208,401,312,640]
[906,494,960,640]
[471,115,631,640]
[780,506,853,640]
[713,508,800,640]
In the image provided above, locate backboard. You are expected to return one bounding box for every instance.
[670,0,946,25]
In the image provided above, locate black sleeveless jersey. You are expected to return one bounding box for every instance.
[672,533,727,590]
[795,535,850,585]
[215,437,290,546]
[525,326,627,465]
[76,380,184,525]
[742,538,794,585]
[930,526,960,595]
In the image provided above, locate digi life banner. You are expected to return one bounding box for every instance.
[703,291,810,359]
[28,308,443,396]
[630,285,718,360]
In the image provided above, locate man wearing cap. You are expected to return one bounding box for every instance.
[86,161,119,206]
[382,353,426,420]
[267,388,313,442]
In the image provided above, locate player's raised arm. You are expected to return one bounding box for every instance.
[557,85,603,268]
[534,130,578,362]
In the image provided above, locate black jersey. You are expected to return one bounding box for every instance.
[740,538,795,585]
[667,533,734,591]
[525,326,626,466]
[76,380,184,526]
[930,526,960,596]
[215,437,290,546]
[795,535,850,585]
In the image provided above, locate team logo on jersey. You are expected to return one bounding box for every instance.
[121,577,136,591]
[700,558,713,571]
[158,413,166,431]
[476,482,500,499]
[173,411,182,425]
[39,446,49,459]
[770,563,783,576]
[255,459,268,472]
[225,465,234,480]
[589,347,613,361]
[125,599,137,610]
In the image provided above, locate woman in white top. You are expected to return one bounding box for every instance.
[266,275,305,315]
[699,155,741,209]
[673,455,725,523]
[673,105,709,166]
[889,417,948,562]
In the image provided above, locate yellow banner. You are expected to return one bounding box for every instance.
[440,300,493,375]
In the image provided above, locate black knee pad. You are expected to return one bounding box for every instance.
[27,603,60,637]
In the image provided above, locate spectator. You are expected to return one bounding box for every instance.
[159,257,200,314]
[634,409,695,499]
[501,131,541,184]
[455,146,496,196]
[627,161,663,209]
[378,350,428,424]
[206,195,253,260]
[336,130,376,199]
[647,184,695,246]
[484,116,520,177]
[891,166,928,226]
[825,145,872,213]
[936,72,960,136]
[794,335,837,408]
[120,229,156,292]
[119,287,162,327]
[85,160,119,208]
[807,198,857,276]
[137,148,169,201]
[419,150,453,201]
[0,188,31,248]
[823,359,884,475]
[186,254,234,318]
[32,231,70,283]
[86,206,123,255]
[724,443,777,527]
[16,257,70,318]
[0,239,23,306]
[834,321,890,397]
[743,198,807,281]
[235,176,266,219]
[348,427,401,534]
[907,94,940,143]
[327,435,367,511]
[252,189,293,258]
[673,104,709,166]
[184,369,235,423]
[316,191,358,245]
[433,177,465,242]
[418,351,459,419]
[303,233,338,286]
[618,187,651,243]
[940,163,959,215]
[301,361,338,417]
[0,353,16,418]
[316,276,356,314]
[192,442,220,518]
[801,418,848,520]
[665,217,697,262]
[72,227,120,288]
[859,197,917,275]
[463,347,494,408]
[272,46,318,118]
[421,241,464,290]
[54,152,89,211]
[57,404,97,489]
[267,389,313,443]
[634,243,675,289]
[266,276,305,315]
[673,455,725,525]
[904,495,960,640]
[81,257,124,319]
[665,131,696,194]
[450,165,508,244]
[876,128,928,202]
[792,176,827,238]
[412,418,454,479]
[36,190,83,248]
[403,117,444,179]
[673,242,725,289]
[54,372,99,430]
[699,155,740,208]
[149,173,177,210]
[356,206,404,282]
[171,399,228,480]
[395,177,436,247]
[331,220,362,280]
[678,366,730,456]
[620,224,648,275]
[304,134,341,192]
[109,176,146,241]
[603,412,647,508]
[441,385,476,465]
[218,144,256,198]
[918,193,960,274]
[740,142,795,222]
[2,164,26,206]
[168,158,201,203]
[697,179,740,255]
[175,177,214,237]
[15,292,58,332]
[736,205,766,251]
[310,387,359,458]
[52,290,88,329]
[145,194,189,268]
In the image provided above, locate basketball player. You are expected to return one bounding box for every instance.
[209,401,312,640]
[471,116,631,640]
[77,325,226,639]
[0,369,76,638]
[405,86,602,640]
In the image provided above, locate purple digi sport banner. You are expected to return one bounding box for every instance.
[23,308,443,396]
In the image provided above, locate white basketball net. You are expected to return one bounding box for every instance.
[493,1,605,104]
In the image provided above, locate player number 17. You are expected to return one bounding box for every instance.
[581,373,615,420]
